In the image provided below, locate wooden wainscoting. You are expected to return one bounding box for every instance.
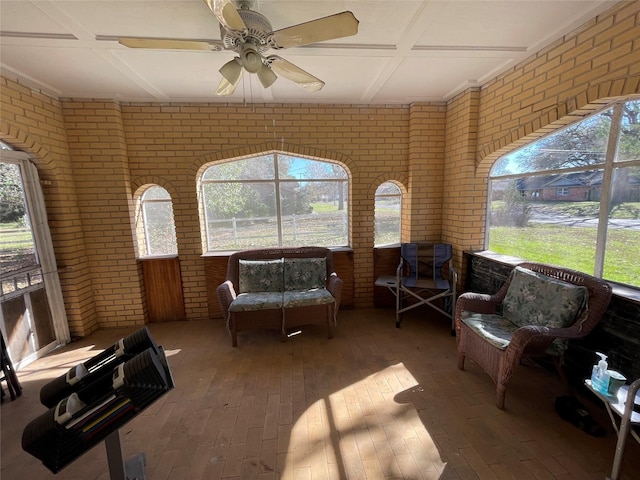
[373,245,400,307]
[140,257,186,322]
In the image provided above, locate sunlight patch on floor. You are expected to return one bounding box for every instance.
[282,362,447,478]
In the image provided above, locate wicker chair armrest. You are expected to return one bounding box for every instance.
[455,292,501,315]
[216,280,237,318]
[507,324,580,357]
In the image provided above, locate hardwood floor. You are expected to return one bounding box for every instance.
[2,308,639,479]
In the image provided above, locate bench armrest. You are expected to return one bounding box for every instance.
[216,280,237,319]
[327,274,344,309]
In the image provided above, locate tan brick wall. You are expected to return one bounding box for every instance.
[443,88,483,284]
[446,0,640,258]
[1,0,639,330]
[120,104,412,310]
[62,101,146,329]
[0,78,98,337]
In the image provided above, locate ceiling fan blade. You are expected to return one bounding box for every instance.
[270,11,359,49]
[267,56,324,92]
[119,37,221,51]
[204,0,247,33]
[215,70,242,96]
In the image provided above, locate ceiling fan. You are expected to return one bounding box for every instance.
[118,0,359,96]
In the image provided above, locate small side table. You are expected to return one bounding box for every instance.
[585,378,640,480]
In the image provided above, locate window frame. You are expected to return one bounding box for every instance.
[137,185,178,258]
[374,181,402,247]
[200,152,350,252]
[487,98,640,289]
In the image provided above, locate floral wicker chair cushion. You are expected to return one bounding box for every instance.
[461,267,588,355]
[502,266,588,330]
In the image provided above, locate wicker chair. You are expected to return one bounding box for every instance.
[455,262,612,409]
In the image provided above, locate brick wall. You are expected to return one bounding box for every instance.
[1,1,639,333]
[0,78,98,336]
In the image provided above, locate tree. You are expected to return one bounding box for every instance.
[492,180,531,227]
[0,162,26,223]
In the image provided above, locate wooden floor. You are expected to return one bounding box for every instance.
[2,308,639,480]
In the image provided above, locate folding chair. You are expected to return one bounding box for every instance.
[375,243,457,332]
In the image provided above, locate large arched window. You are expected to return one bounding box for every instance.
[137,186,178,257]
[374,181,401,246]
[488,98,640,288]
[200,152,349,252]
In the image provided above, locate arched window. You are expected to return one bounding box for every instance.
[200,152,349,251]
[488,98,640,288]
[374,181,401,246]
[138,186,178,257]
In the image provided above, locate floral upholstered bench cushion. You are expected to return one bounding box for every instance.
[461,266,588,353]
[283,257,333,307]
[238,259,284,293]
[229,256,333,312]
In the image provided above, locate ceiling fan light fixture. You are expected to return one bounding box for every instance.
[219,57,242,84]
[241,44,263,73]
[257,64,277,88]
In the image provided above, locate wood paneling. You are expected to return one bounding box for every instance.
[332,249,354,309]
[373,246,400,307]
[141,257,186,322]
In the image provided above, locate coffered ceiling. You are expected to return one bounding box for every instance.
[0,0,617,104]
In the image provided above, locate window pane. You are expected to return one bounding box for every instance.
[204,182,278,250]
[203,155,275,181]
[375,182,401,246]
[278,155,348,180]
[0,162,38,276]
[201,153,350,251]
[616,100,640,163]
[492,110,612,177]
[603,166,640,287]
[280,180,348,247]
[488,175,598,273]
[142,185,170,200]
[141,186,177,256]
[143,201,178,256]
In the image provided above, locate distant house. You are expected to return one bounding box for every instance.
[514,171,640,202]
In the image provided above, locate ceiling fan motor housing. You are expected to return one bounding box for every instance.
[220,8,273,53]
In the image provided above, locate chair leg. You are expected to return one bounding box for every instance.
[457,352,465,370]
[496,384,507,409]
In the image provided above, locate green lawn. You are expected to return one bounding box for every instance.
[0,221,33,250]
[489,224,639,286]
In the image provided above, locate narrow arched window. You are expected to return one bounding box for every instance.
[139,186,178,257]
[374,182,401,246]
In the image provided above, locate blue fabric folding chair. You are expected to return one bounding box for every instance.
[375,243,457,332]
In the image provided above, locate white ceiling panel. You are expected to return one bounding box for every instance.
[374,55,512,103]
